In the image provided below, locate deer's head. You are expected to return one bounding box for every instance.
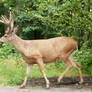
[0,12,19,43]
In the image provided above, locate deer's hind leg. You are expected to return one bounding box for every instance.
[69,53,83,84]
[57,52,83,84]
[57,54,72,83]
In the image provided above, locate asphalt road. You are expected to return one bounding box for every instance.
[0,86,92,92]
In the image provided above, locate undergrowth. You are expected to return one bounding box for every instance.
[0,58,89,86]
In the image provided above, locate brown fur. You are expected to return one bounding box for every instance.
[0,12,83,88]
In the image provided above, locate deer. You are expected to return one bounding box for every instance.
[0,12,83,88]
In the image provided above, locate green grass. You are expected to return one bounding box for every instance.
[0,58,89,86]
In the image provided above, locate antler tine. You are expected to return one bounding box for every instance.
[0,12,14,33]
[0,15,9,25]
[9,12,14,20]
[0,19,4,24]
[13,25,19,33]
[3,15,9,22]
[9,12,14,31]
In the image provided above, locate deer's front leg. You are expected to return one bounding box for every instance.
[37,58,50,88]
[20,64,33,88]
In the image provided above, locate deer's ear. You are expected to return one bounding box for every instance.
[13,25,19,34]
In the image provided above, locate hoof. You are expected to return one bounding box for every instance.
[79,80,83,84]
[46,84,50,89]
[46,82,50,89]
[19,84,26,89]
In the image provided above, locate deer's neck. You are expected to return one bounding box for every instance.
[10,34,27,54]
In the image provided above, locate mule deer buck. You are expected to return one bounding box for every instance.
[0,12,83,88]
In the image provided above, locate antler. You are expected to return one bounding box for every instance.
[0,15,9,26]
[0,12,14,32]
[9,12,14,31]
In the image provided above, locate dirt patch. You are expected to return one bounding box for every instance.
[20,76,92,89]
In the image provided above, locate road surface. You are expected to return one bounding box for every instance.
[0,86,92,92]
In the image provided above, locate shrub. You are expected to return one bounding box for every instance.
[0,43,21,59]
[74,48,92,75]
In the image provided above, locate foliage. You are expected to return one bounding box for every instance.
[0,59,25,86]
[0,43,20,59]
[74,48,92,75]
[0,0,92,45]
[0,0,92,84]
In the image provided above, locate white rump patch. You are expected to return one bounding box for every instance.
[69,51,76,67]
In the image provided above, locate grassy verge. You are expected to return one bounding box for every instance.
[0,58,89,86]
